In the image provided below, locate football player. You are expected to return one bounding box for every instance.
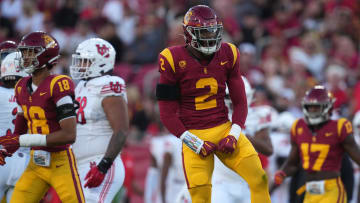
[70,38,128,203]
[0,48,28,203]
[351,111,360,203]
[156,5,271,202]
[212,76,277,203]
[0,41,17,87]
[0,31,85,203]
[274,85,360,203]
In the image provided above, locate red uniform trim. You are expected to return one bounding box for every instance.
[181,149,190,188]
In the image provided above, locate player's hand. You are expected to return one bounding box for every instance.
[274,170,287,186]
[0,134,20,155]
[218,135,237,154]
[199,141,217,157]
[180,131,217,157]
[84,162,106,188]
[0,149,12,165]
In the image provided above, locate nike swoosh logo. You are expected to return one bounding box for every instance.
[56,164,64,168]
[325,133,332,137]
[220,61,228,65]
[40,92,47,96]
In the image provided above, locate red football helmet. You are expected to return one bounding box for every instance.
[301,85,335,125]
[17,31,60,74]
[183,5,223,55]
[0,40,17,65]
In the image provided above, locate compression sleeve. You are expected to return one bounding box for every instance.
[228,72,248,129]
[158,75,187,138]
[14,114,28,135]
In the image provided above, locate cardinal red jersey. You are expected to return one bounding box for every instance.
[291,118,353,172]
[159,43,240,130]
[14,74,75,152]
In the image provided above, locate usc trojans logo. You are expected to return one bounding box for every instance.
[184,11,192,25]
[42,35,56,48]
[96,44,110,58]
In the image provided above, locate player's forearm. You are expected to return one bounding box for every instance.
[46,128,76,146]
[228,75,247,128]
[104,131,127,162]
[159,100,187,137]
[14,113,28,135]
[247,135,273,156]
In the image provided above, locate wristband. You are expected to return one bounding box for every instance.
[19,134,47,147]
[97,157,113,174]
[180,131,204,154]
[229,124,242,140]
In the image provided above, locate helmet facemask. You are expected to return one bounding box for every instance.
[18,46,45,74]
[70,53,96,80]
[302,102,333,125]
[186,25,223,55]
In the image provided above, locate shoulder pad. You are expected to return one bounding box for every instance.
[337,118,352,136]
[50,75,73,96]
[159,48,176,73]
[291,119,301,137]
[89,75,126,96]
[225,43,239,68]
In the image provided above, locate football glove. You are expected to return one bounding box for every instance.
[0,134,20,155]
[0,149,12,165]
[180,131,217,157]
[274,170,287,186]
[218,135,237,154]
[84,158,113,188]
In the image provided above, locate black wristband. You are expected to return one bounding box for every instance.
[97,158,113,174]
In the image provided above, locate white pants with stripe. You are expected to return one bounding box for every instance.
[0,149,30,203]
[77,155,125,203]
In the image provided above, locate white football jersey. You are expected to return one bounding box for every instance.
[0,86,18,136]
[72,75,127,162]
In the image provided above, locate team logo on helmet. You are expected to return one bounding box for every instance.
[96,44,110,58]
[42,34,57,48]
[184,11,192,25]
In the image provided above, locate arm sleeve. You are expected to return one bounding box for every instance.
[158,76,187,137]
[227,66,247,129]
[14,114,28,135]
[157,52,187,138]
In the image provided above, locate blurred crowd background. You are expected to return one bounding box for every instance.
[1,0,360,202]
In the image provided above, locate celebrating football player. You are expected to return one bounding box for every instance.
[156,5,271,202]
[0,31,85,202]
[0,43,28,203]
[274,85,360,202]
[70,38,128,203]
[212,76,277,203]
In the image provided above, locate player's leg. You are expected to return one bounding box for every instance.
[182,142,214,203]
[50,149,85,203]
[303,177,347,203]
[217,134,271,203]
[10,166,49,203]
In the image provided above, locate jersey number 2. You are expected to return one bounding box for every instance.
[195,77,218,110]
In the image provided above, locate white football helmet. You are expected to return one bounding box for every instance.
[70,38,116,79]
[1,51,27,81]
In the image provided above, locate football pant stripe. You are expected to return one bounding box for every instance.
[336,177,343,203]
[99,162,115,202]
[66,148,86,203]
